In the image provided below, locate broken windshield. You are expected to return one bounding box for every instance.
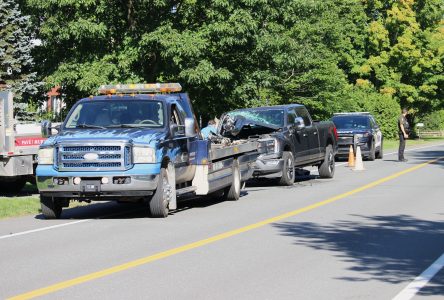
[227,109,284,128]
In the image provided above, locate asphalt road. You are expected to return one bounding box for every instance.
[1,143,443,300]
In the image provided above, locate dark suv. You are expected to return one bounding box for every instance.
[331,112,383,160]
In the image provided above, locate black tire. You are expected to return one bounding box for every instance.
[278,151,295,186]
[376,139,383,159]
[318,145,335,178]
[0,178,26,194]
[368,140,376,161]
[224,159,241,200]
[40,195,62,219]
[149,167,173,218]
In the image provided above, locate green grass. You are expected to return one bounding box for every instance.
[0,195,41,219]
[384,137,444,151]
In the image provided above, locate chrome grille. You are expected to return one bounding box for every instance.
[56,142,132,171]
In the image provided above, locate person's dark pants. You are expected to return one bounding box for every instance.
[398,133,406,160]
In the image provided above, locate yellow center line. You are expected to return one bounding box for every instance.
[9,157,443,300]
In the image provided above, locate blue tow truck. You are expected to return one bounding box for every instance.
[36,83,262,218]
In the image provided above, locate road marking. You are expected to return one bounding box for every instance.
[8,156,443,300]
[392,253,444,300]
[0,208,142,240]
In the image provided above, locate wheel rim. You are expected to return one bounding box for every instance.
[162,174,172,212]
[287,156,294,180]
[328,152,334,173]
[234,168,240,195]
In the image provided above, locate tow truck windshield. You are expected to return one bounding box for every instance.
[64,100,164,129]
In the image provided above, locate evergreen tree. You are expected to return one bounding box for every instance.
[0,0,39,102]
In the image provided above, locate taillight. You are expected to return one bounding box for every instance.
[333,126,338,140]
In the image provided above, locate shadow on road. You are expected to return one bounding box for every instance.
[273,214,444,296]
[409,150,444,168]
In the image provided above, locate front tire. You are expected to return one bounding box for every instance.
[149,167,173,218]
[224,159,241,200]
[40,195,62,219]
[278,151,295,186]
[318,145,335,178]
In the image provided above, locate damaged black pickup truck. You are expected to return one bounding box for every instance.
[217,104,338,185]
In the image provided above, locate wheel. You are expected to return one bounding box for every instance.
[149,167,173,217]
[40,195,62,219]
[0,177,26,194]
[224,159,241,200]
[318,145,335,178]
[278,151,295,186]
[376,139,383,159]
[368,140,376,161]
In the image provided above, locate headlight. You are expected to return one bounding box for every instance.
[38,148,54,165]
[133,146,156,163]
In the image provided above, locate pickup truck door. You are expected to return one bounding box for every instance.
[287,108,310,163]
[296,107,321,160]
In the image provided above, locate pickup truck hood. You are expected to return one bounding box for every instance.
[42,128,165,147]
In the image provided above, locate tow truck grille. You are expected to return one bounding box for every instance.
[56,143,132,171]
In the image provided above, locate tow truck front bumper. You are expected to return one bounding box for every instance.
[36,164,160,199]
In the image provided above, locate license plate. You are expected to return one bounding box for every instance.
[81,180,101,193]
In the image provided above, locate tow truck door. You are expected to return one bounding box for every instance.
[169,103,194,183]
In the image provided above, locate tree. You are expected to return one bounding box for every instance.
[0,0,39,102]
[358,0,444,115]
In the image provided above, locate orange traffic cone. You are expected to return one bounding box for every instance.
[354,146,365,171]
[347,145,355,168]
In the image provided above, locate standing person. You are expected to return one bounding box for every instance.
[201,119,217,139]
[398,108,409,162]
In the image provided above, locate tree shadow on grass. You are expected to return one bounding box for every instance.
[273,214,444,296]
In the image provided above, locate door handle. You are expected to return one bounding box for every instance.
[303,133,308,137]
[313,132,317,135]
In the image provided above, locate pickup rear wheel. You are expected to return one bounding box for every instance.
[318,145,335,178]
[278,151,295,186]
[149,167,172,218]
[40,195,62,219]
[224,159,241,200]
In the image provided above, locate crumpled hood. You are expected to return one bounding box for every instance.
[221,114,280,138]
[41,128,166,147]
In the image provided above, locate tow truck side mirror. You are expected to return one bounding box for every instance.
[294,117,305,130]
[184,118,196,137]
[41,120,52,138]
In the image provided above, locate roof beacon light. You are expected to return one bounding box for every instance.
[98,83,182,95]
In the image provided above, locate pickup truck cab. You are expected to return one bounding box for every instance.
[219,104,338,185]
[37,83,261,218]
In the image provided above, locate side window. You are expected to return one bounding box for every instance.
[296,107,312,126]
[370,117,377,128]
[287,108,297,125]
[170,104,183,126]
